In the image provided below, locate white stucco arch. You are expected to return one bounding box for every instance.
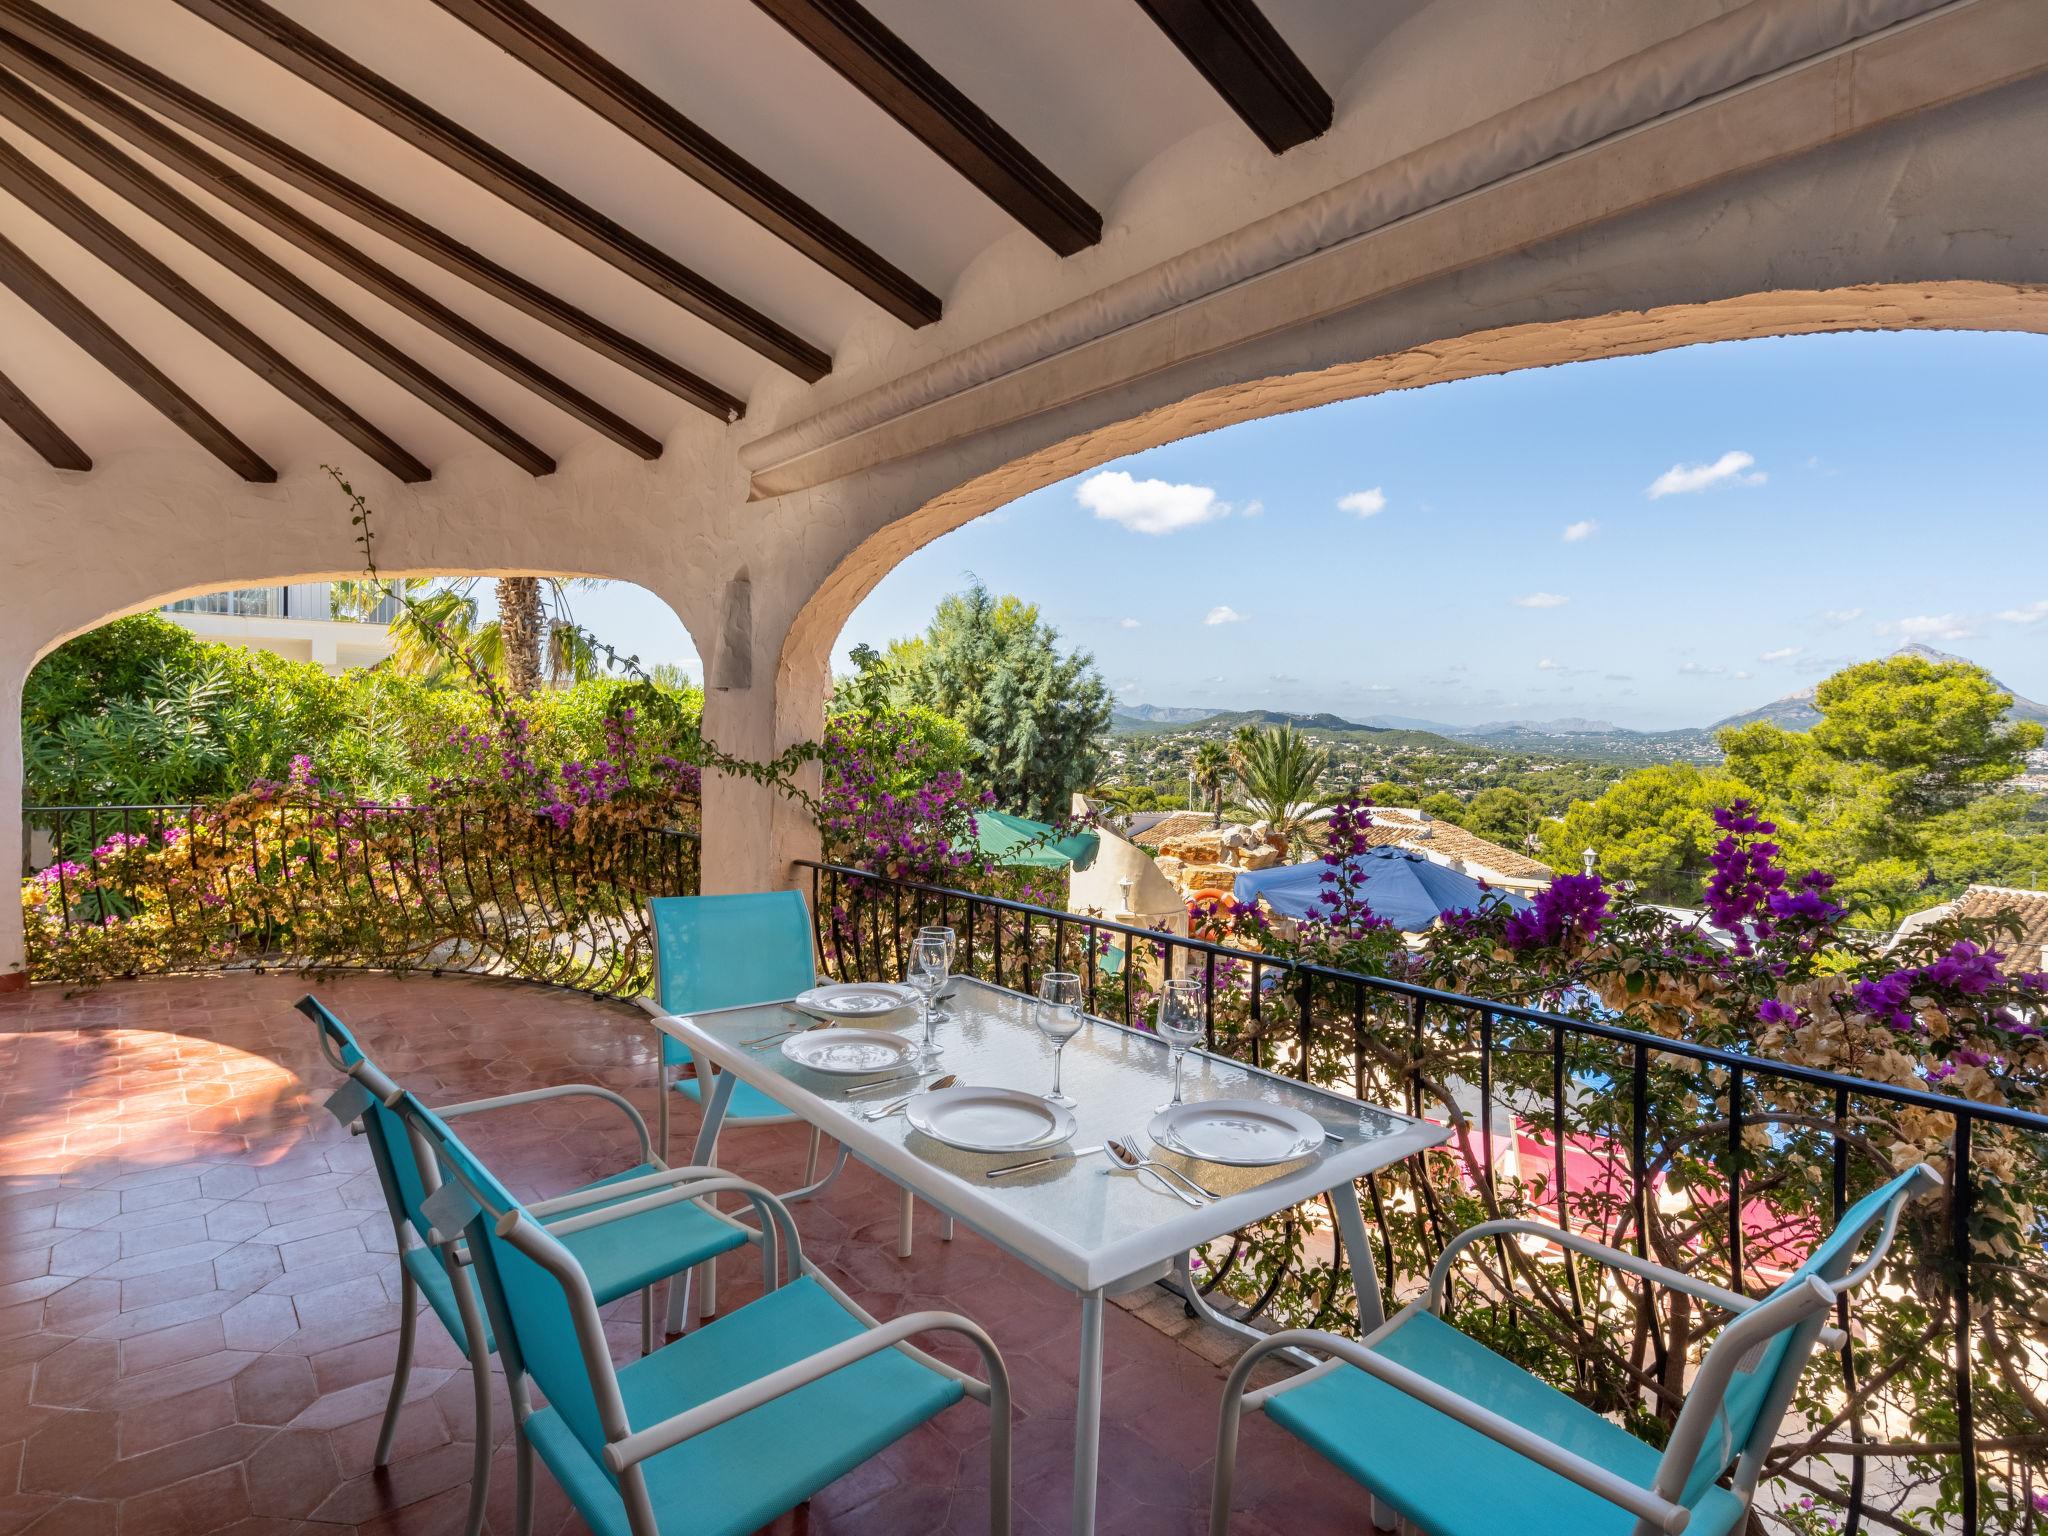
[9,2,2048,986]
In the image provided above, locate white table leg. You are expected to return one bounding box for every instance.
[1331,1178,1386,1332]
[1072,1289,1106,1535]
[666,1070,737,1335]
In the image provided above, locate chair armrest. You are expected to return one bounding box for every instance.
[1232,1328,1690,1534]
[540,1174,804,1284]
[525,1165,726,1218]
[1431,1219,1752,1314]
[601,1310,1008,1475]
[436,1084,654,1168]
[1430,1218,1848,1350]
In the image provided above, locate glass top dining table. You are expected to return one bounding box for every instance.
[653,975,1447,1535]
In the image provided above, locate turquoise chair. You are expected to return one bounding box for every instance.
[1209,1164,1941,1536]
[304,996,759,1536]
[643,892,929,1332]
[396,1087,1014,1536]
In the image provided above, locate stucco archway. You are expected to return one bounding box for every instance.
[777,280,2048,711]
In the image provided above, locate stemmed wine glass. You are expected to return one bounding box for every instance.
[1154,977,1204,1111]
[916,926,957,1019]
[1034,971,1084,1107]
[910,932,951,1065]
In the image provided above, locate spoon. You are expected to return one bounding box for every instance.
[1106,1136,1218,1204]
[861,1073,957,1121]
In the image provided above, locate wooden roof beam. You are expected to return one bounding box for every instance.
[0,359,88,469]
[0,2,744,421]
[752,0,1101,257]
[0,226,274,480]
[428,0,940,327]
[0,128,431,480]
[1132,0,1330,154]
[0,31,661,460]
[173,0,830,380]
[0,69,552,476]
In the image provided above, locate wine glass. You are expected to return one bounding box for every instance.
[911,933,951,1065]
[1034,971,1084,1107]
[916,926,957,1019]
[1154,978,1204,1111]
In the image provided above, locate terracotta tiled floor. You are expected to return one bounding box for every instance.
[0,972,1377,1536]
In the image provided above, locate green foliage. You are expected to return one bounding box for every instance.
[875,583,1111,820]
[1192,740,1230,812]
[1230,723,1336,839]
[1462,786,1540,847]
[1805,654,2042,813]
[1549,656,2048,922]
[1418,791,1465,823]
[21,615,704,809]
[1539,762,1752,901]
[20,614,208,737]
[1365,779,1418,808]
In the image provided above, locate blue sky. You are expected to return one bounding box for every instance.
[588,330,2048,730]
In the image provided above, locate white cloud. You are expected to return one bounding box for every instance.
[1645,450,1767,499]
[1513,592,1570,609]
[1118,617,1141,629]
[1759,645,1802,663]
[1562,519,1597,542]
[1734,670,1754,680]
[1536,657,1561,671]
[1879,614,1974,642]
[1240,500,1264,518]
[1075,470,1231,535]
[1678,661,1726,676]
[1821,607,1865,626]
[1338,488,1387,518]
[1996,600,2048,625]
[1204,605,1244,626]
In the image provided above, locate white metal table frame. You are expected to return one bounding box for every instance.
[652,977,1448,1535]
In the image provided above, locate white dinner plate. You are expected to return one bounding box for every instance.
[793,982,919,1021]
[905,1086,1077,1154]
[1146,1099,1323,1166]
[781,1028,915,1076]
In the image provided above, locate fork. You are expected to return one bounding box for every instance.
[1110,1135,1220,1202]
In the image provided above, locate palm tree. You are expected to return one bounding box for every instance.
[1231,724,1337,844]
[334,576,600,695]
[1192,740,1230,821]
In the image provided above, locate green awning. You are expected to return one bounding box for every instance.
[968,810,1100,870]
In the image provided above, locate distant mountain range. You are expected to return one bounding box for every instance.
[1114,645,2046,747]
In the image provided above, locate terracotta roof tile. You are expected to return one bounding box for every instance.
[1949,885,2048,960]
[1363,813,1555,882]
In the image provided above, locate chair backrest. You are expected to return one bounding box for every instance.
[648,892,816,1065]
[1657,1163,1939,1512]
[396,1091,625,1480]
[297,994,437,1248]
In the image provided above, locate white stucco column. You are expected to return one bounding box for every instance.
[1,658,26,991]
[693,565,827,897]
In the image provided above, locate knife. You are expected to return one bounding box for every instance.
[985,1145,1103,1179]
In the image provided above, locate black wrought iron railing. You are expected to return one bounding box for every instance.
[23,802,698,997]
[798,859,2048,1535]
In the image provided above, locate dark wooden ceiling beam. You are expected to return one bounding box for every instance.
[0,33,660,460]
[1132,0,1330,155]
[427,0,939,328]
[0,227,273,480]
[0,360,88,469]
[172,0,830,380]
[0,128,433,481]
[752,0,1101,257]
[0,70,553,477]
[0,2,744,422]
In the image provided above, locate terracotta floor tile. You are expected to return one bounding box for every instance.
[1,973,1385,1535]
